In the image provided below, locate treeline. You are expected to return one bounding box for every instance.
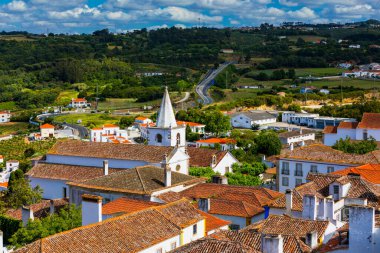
[315,100,380,120]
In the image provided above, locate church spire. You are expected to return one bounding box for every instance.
[156,86,177,128]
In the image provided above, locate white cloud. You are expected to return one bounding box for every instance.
[147,6,222,23]
[279,0,298,7]
[105,11,134,21]
[7,1,27,12]
[288,7,318,19]
[335,4,373,14]
[48,5,101,20]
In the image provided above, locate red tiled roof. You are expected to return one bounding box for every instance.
[322,126,337,134]
[135,116,148,121]
[103,124,118,128]
[40,123,55,129]
[6,199,68,220]
[337,121,359,129]
[13,199,202,253]
[198,210,230,233]
[176,121,205,127]
[196,138,236,144]
[72,98,87,102]
[358,113,380,129]
[0,182,8,188]
[280,144,380,165]
[332,164,380,184]
[102,198,160,215]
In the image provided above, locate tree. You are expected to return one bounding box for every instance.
[9,204,81,248]
[189,167,216,182]
[254,131,282,156]
[225,163,265,186]
[119,116,134,128]
[6,170,42,209]
[287,104,301,112]
[332,137,377,154]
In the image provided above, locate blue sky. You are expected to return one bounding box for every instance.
[0,0,379,33]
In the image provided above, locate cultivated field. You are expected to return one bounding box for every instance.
[0,122,30,135]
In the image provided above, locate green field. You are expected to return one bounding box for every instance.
[53,113,123,128]
[309,78,380,89]
[56,90,79,106]
[0,102,18,111]
[0,122,30,135]
[246,68,341,78]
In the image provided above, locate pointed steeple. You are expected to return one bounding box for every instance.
[156,86,177,128]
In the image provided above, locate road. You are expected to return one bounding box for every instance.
[63,123,89,139]
[175,92,190,104]
[196,62,232,104]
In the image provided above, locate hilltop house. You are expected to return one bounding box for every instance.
[13,199,207,253]
[90,124,130,144]
[0,111,11,123]
[323,113,380,146]
[231,111,277,129]
[277,144,380,192]
[69,98,89,108]
[34,123,55,140]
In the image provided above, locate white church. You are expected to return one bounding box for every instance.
[27,87,239,200]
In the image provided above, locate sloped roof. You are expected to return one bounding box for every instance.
[6,199,68,220]
[40,123,55,129]
[196,138,236,144]
[338,121,359,129]
[244,214,329,240]
[68,166,204,194]
[333,164,380,184]
[176,121,205,127]
[322,126,337,134]
[26,163,123,182]
[180,184,283,217]
[102,198,160,215]
[233,111,277,121]
[187,148,229,167]
[14,199,201,253]
[279,130,315,139]
[358,113,380,129]
[280,144,380,165]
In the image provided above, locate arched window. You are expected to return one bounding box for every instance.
[176,164,181,172]
[176,133,181,145]
[156,134,163,143]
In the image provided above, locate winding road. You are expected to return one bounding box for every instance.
[196,62,232,104]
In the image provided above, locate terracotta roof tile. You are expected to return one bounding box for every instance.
[6,199,69,220]
[197,210,230,233]
[68,166,204,194]
[102,198,160,215]
[196,138,236,144]
[157,191,184,203]
[332,164,380,184]
[14,199,202,253]
[280,144,380,165]
[40,123,55,129]
[322,126,337,134]
[358,113,380,129]
[187,148,229,167]
[26,163,123,182]
[176,121,205,127]
[338,121,359,129]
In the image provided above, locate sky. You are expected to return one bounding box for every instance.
[0,0,379,34]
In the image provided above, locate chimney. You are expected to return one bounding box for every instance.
[290,143,294,151]
[0,230,3,253]
[262,234,283,253]
[162,154,171,187]
[302,195,317,220]
[21,206,34,226]
[103,160,109,176]
[211,154,217,167]
[198,198,210,212]
[49,199,55,215]
[285,189,293,215]
[305,231,318,249]
[348,205,375,253]
[211,175,228,185]
[81,194,102,226]
[300,127,303,134]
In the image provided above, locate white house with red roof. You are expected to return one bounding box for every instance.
[177,121,205,134]
[90,124,130,144]
[196,138,237,151]
[34,123,55,140]
[323,113,380,146]
[0,111,11,123]
[69,98,89,108]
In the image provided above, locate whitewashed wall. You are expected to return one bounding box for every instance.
[213,152,239,175]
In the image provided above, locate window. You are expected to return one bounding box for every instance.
[281,162,289,175]
[310,165,318,173]
[193,224,197,235]
[327,166,334,173]
[229,224,240,230]
[171,242,177,250]
[176,164,181,172]
[296,178,303,186]
[333,185,339,195]
[295,163,303,177]
[63,187,67,199]
[156,248,162,253]
[156,134,162,143]
[225,167,230,174]
[363,130,368,140]
[282,177,289,186]
[176,133,181,145]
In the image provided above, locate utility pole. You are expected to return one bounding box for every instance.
[95,82,99,112]
[225,71,228,89]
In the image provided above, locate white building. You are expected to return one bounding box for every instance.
[69,98,89,108]
[134,116,153,125]
[176,121,205,134]
[323,113,380,146]
[0,111,11,123]
[90,124,130,144]
[196,138,237,151]
[277,144,380,192]
[0,160,20,183]
[35,123,55,139]
[231,111,277,129]
[278,129,315,148]
[147,87,186,147]
[281,111,356,129]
